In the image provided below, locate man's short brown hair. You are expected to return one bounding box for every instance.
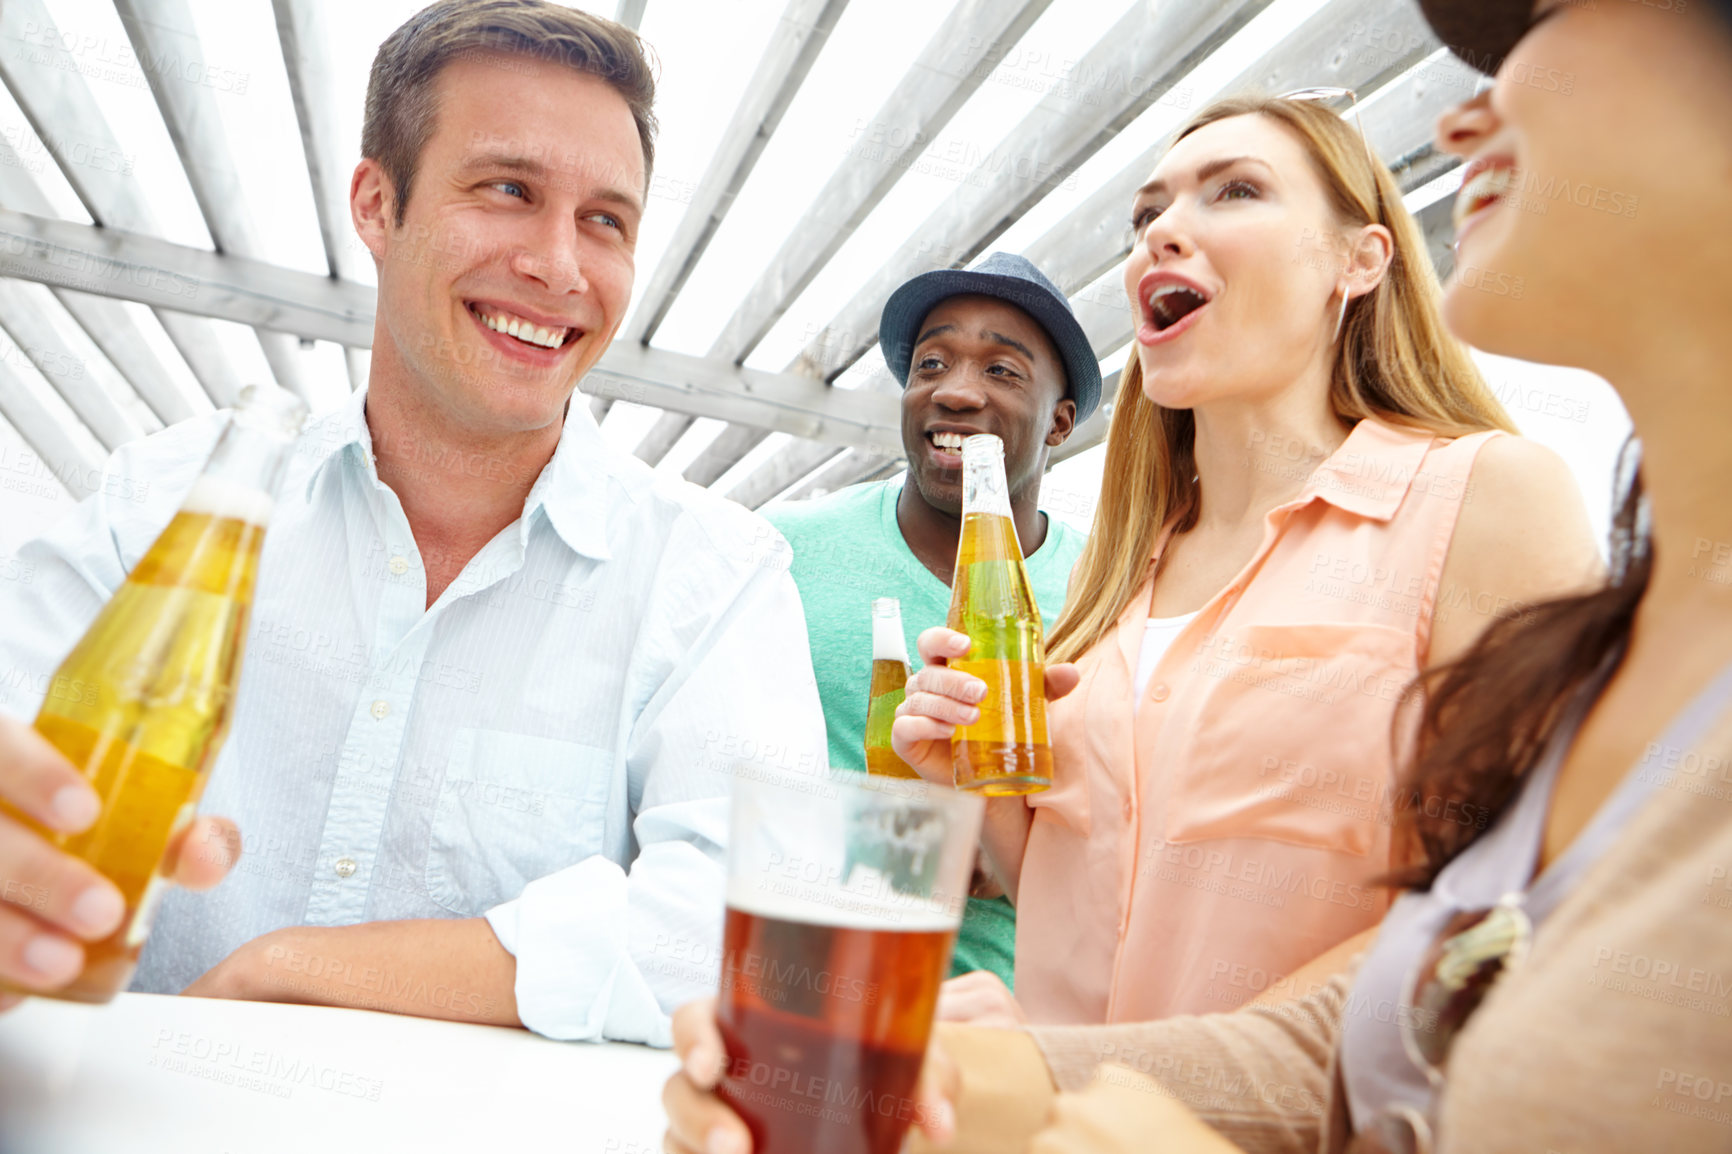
[362,0,657,226]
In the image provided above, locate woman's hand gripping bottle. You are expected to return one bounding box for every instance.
[946,434,1051,795]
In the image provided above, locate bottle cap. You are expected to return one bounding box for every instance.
[962,433,1003,460]
[871,597,909,663]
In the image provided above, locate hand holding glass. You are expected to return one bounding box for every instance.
[715,771,982,1154]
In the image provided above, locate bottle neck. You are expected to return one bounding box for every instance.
[871,608,910,664]
[961,443,1012,520]
[186,414,302,526]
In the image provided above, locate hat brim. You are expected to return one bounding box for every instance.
[1417,0,1538,74]
[879,269,1102,424]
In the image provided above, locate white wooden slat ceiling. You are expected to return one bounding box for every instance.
[0,0,1485,515]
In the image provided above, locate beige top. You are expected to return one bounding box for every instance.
[920,695,1732,1153]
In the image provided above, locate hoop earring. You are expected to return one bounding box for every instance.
[1333,285,1351,344]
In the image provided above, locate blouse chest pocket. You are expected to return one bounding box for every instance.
[425,729,615,916]
[1166,622,1418,858]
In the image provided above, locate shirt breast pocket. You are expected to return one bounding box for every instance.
[1166,622,1417,858]
[425,729,615,916]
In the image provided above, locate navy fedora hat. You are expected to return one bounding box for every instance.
[1415,0,1535,73]
[879,252,1103,423]
[1419,0,1731,74]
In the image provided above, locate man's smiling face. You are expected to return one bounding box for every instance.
[361,51,645,436]
[900,294,1072,516]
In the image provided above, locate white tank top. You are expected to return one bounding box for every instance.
[1134,611,1199,708]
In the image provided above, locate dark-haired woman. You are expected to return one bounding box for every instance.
[665,0,1732,1150]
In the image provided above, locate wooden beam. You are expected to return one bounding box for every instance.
[579,342,900,452]
[0,0,245,407]
[0,208,375,345]
[785,0,1274,386]
[273,0,370,284]
[626,0,849,349]
[626,0,850,464]
[0,211,902,445]
[0,280,149,450]
[0,360,104,497]
[741,11,1467,504]
[689,0,1273,488]
[676,0,1053,488]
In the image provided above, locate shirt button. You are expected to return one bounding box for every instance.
[388,556,409,576]
[1150,684,1170,703]
[370,700,390,720]
[334,857,358,879]
[1122,799,1133,819]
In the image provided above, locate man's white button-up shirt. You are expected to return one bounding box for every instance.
[0,387,826,1045]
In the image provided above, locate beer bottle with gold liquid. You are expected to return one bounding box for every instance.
[0,384,307,1003]
[947,434,1051,795]
[863,597,917,779]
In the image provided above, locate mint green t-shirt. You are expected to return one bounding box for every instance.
[764,478,1087,987]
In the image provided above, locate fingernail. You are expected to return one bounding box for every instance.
[965,682,986,704]
[934,1099,956,1136]
[22,934,81,980]
[70,886,125,936]
[49,785,99,831]
[707,1127,747,1154]
[965,708,980,724]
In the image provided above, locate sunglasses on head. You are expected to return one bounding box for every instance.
[1126,88,1384,250]
[1279,86,1382,213]
[1352,892,1533,1154]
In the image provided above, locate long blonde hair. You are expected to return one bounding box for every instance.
[1046,95,1515,664]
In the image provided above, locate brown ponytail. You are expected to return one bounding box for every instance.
[1390,440,1650,888]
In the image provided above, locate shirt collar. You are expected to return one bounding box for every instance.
[300,387,614,562]
[1122,417,1444,643]
[1295,416,1440,522]
[525,401,613,561]
[300,384,373,497]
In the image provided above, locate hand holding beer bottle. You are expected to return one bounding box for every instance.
[891,628,1080,906]
[891,633,1080,788]
[890,434,1077,796]
[945,435,1050,794]
[0,717,239,1010]
[0,384,305,1005]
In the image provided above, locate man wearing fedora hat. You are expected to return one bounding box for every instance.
[765,251,1100,989]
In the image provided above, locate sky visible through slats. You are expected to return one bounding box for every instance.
[0,0,1631,562]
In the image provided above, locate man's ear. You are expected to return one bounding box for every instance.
[1345,222,1395,300]
[351,157,397,264]
[1046,395,1078,448]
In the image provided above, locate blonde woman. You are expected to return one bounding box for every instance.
[891,91,1602,1028]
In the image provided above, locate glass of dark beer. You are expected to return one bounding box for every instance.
[716,770,983,1154]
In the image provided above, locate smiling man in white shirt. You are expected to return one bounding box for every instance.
[0,0,823,1045]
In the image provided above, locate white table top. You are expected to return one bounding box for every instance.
[0,993,676,1153]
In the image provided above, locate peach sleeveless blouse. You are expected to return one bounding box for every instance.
[1017,418,1503,1024]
